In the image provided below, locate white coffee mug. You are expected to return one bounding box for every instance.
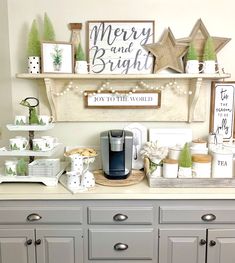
[66,171,82,189]
[9,137,28,151]
[203,60,219,74]
[185,60,204,74]
[41,136,58,150]
[69,154,84,172]
[32,138,48,151]
[75,61,88,74]
[14,115,28,125]
[81,171,95,188]
[5,160,18,176]
[38,115,54,125]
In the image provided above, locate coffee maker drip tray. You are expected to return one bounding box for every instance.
[104,168,130,180]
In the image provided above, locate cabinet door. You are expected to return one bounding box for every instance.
[159,229,206,263]
[35,228,83,263]
[0,229,35,263]
[207,229,235,263]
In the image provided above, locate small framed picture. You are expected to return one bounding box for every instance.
[41,41,74,73]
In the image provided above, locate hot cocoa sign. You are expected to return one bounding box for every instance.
[88,21,154,74]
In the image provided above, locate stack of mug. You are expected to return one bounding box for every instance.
[66,154,95,191]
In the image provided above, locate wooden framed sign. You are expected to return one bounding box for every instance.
[88,20,154,74]
[210,81,235,140]
[84,91,161,109]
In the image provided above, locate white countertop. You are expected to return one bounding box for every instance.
[1,178,235,200]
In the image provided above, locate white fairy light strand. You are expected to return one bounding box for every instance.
[53,80,193,97]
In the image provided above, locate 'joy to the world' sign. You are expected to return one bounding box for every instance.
[88,21,154,74]
[85,91,161,109]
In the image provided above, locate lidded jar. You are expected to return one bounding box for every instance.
[211,148,233,178]
[163,158,178,178]
[192,154,212,178]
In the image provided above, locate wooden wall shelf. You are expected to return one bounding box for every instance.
[16,73,231,122]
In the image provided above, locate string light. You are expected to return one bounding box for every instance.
[53,80,193,97]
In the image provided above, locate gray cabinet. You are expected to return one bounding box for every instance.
[36,229,83,263]
[0,205,83,263]
[159,229,206,263]
[207,229,235,263]
[0,229,35,263]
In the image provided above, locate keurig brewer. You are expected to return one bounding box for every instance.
[100,130,133,179]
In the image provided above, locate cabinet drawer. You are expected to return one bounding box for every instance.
[89,228,154,259]
[0,207,82,224]
[160,206,235,224]
[88,206,153,225]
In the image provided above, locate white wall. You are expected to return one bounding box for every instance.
[2,0,234,148]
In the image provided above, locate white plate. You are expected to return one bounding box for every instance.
[149,128,192,148]
[124,123,147,170]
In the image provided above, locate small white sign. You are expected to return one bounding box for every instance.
[85,92,161,109]
[212,83,235,140]
[88,21,154,74]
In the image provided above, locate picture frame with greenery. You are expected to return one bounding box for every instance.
[41,41,74,73]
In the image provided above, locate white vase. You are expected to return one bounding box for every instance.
[178,167,192,178]
[75,61,88,74]
[28,56,40,74]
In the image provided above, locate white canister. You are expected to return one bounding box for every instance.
[191,139,207,149]
[168,146,182,160]
[81,171,95,188]
[192,154,212,178]
[211,149,233,178]
[163,159,178,178]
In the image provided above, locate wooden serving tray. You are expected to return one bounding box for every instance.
[147,176,235,188]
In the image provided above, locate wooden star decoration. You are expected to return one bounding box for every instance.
[177,18,231,61]
[144,28,188,73]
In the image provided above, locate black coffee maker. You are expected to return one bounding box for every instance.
[100,130,133,179]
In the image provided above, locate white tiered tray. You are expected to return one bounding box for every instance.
[0,162,67,186]
[7,124,55,131]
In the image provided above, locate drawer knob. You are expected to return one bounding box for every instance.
[201,213,216,222]
[27,213,42,222]
[113,213,128,222]
[209,240,216,247]
[35,239,41,245]
[26,239,32,246]
[199,239,207,245]
[114,242,128,251]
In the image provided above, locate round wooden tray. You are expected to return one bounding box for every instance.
[94,170,145,187]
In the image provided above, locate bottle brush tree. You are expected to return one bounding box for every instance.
[76,43,86,61]
[186,43,198,61]
[203,37,216,61]
[43,12,56,41]
[178,143,192,168]
[27,19,41,57]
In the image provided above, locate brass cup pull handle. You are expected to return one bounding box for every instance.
[113,213,128,222]
[201,213,216,222]
[114,242,128,251]
[27,213,42,222]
